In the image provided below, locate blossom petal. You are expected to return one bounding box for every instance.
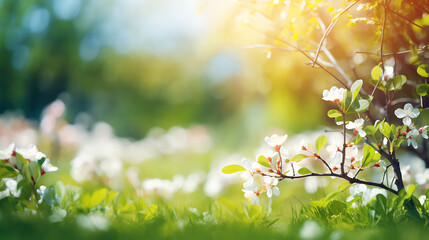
[404,103,413,111]
[267,189,273,198]
[273,187,280,196]
[394,108,406,118]
[403,117,412,126]
[410,109,420,118]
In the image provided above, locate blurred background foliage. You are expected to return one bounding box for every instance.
[1,0,428,148]
[0,0,338,147]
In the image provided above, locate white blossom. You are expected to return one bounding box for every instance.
[16,144,46,162]
[264,134,287,148]
[263,176,280,198]
[394,103,420,126]
[41,158,58,174]
[420,126,428,139]
[243,189,260,205]
[0,143,15,160]
[406,128,420,149]
[346,118,366,137]
[322,86,345,103]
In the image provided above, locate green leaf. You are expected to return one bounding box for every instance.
[222,164,247,174]
[335,116,345,125]
[417,84,429,96]
[362,144,375,168]
[391,75,407,91]
[349,99,370,113]
[257,155,271,168]
[0,167,19,180]
[37,157,46,167]
[350,79,363,103]
[315,135,327,152]
[89,188,108,208]
[282,170,290,175]
[15,153,29,171]
[327,200,347,215]
[104,191,119,206]
[327,109,342,118]
[363,125,377,135]
[417,64,429,77]
[290,154,308,162]
[371,65,383,81]
[298,167,312,175]
[28,161,41,182]
[380,122,391,139]
[338,181,350,191]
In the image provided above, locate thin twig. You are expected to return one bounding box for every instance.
[276,172,398,194]
[380,0,391,68]
[315,154,334,174]
[387,8,423,29]
[245,24,350,89]
[353,49,425,56]
[312,0,360,67]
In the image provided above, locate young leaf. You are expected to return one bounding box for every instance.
[290,154,308,162]
[362,144,375,168]
[350,79,363,103]
[363,125,377,135]
[222,164,247,174]
[417,84,429,96]
[327,109,342,118]
[0,167,19,180]
[257,155,271,168]
[338,181,350,191]
[327,200,347,215]
[380,122,391,139]
[349,99,370,113]
[315,135,327,152]
[371,65,383,81]
[90,188,108,208]
[298,167,312,175]
[417,64,429,77]
[391,75,407,90]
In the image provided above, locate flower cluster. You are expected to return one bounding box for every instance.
[394,104,427,149]
[239,134,287,205]
[224,78,428,205]
[0,143,57,200]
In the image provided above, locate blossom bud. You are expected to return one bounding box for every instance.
[374,162,380,167]
[332,166,338,171]
[302,146,307,151]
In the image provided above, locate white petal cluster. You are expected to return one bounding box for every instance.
[0,143,15,160]
[406,128,420,149]
[264,134,287,148]
[346,118,366,137]
[0,178,21,200]
[16,144,46,162]
[394,103,420,126]
[243,189,260,206]
[346,184,387,206]
[264,176,280,198]
[322,86,345,103]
